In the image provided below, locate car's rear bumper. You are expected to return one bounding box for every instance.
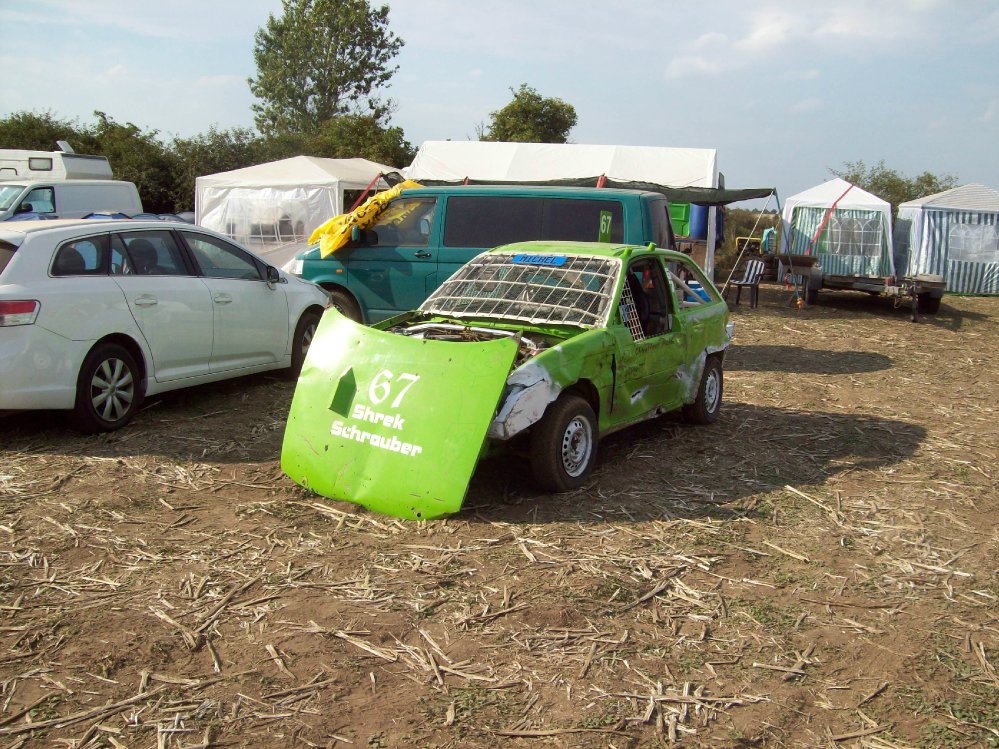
[0,326,88,410]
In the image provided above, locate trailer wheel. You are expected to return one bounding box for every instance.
[805,286,819,306]
[916,292,942,315]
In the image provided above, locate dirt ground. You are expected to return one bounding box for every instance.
[2,284,997,749]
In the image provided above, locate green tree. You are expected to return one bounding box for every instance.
[309,114,413,166]
[831,160,958,210]
[170,126,263,211]
[249,0,404,136]
[0,110,87,152]
[88,112,178,212]
[483,84,578,143]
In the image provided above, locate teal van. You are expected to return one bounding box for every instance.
[284,185,677,323]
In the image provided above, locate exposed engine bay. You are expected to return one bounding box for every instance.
[384,322,554,367]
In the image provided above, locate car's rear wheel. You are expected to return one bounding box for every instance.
[683,356,723,425]
[530,394,597,492]
[328,288,362,322]
[287,310,322,378]
[71,342,142,433]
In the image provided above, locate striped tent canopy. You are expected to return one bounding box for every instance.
[895,184,999,295]
[780,178,894,279]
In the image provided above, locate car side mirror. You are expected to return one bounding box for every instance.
[351,225,361,242]
[266,265,281,285]
[15,202,33,214]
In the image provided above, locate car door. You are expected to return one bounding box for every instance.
[178,230,289,372]
[610,257,688,424]
[110,230,214,383]
[341,196,440,321]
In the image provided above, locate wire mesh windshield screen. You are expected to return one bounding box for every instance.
[421,251,620,327]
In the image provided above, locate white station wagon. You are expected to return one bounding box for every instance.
[0,219,329,432]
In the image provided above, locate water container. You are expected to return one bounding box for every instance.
[686,281,710,302]
[689,204,709,240]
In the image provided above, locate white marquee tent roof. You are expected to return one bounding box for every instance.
[783,177,890,212]
[406,141,719,188]
[898,183,999,211]
[196,155,394,189]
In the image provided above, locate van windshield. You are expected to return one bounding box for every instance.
[0,185,26,212]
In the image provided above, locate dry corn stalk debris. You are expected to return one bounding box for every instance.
[1,291,998,746]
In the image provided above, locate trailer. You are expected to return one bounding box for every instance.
[780,254,945,321]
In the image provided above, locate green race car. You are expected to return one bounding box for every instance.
[281,240,733,520]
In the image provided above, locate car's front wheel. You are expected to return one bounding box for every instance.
[683,356,723,425]
[287,310,322,378]
[530,394,598,492]
[328,288,362,322]
[70,342,142,433]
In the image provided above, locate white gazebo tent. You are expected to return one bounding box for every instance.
[406,141,725,273]
[895,184,999,295]
[780,178,895,278]
[195,156,394,245]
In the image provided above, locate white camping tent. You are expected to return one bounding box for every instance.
[195,156,394,245]
[895,184,999,295]
[406,141,724,273]
[781,178,895,278]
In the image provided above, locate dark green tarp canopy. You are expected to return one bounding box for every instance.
[409,175,776,206]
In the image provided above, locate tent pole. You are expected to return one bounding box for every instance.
[349,173,384,211]
[720,191,776,296]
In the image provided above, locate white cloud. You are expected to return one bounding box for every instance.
[980,100,999,124]
[665,56,728,79]
[790,98,824,114]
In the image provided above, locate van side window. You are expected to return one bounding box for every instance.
[22,186,55,214]
[443,196,542,248]
[543,199,624,242]
[52,235,110,276]
[365,197,437,247]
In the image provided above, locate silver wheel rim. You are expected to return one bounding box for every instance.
[704,368,721,414]
[561,415,593,478]
[91,357,134,422]
[301,321,317,356]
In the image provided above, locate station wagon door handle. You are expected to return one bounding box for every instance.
[133,295,157,307]
[414,251,432,259]
[213,293,233,305]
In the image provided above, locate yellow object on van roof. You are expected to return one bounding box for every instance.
[309,179,423,257]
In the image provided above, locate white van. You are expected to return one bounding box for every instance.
[0,180,143,221]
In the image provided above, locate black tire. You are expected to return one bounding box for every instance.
[805,286,819,305]
[287,310,322,378]
[683,357,723,425]
[328,287,362,322]
[70,343,142,433]
[530,394,598,492]
[917,292,942,315]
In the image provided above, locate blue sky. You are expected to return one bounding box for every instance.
[1,0,997,202]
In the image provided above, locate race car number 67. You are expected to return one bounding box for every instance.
[369,370,421,408]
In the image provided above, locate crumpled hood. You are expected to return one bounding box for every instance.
[281,312,518,519]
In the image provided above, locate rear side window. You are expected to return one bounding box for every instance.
[51,235,110,276]
[112,231,189,276]
[543,199,623,242]
[443,196,543,248]
[180,231,264,280]
[0,243,15,276]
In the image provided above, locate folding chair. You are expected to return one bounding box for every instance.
[726,258,765,308]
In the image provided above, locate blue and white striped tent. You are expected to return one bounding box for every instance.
[895,184,999,295]
[780,178,894,279]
